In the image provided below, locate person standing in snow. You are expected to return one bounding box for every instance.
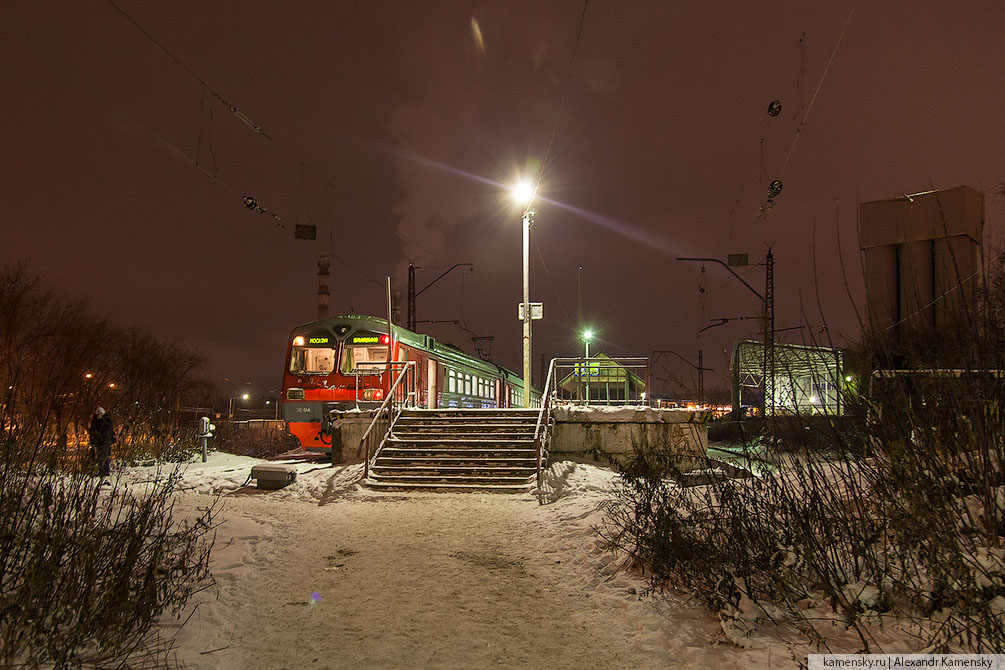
[88,406,116,484]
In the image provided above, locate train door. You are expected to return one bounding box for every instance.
[427,359,437,408]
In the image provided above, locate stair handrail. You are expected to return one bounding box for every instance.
[533,357,561,488]
[361,360,417,479]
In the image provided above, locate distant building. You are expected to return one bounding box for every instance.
[730,339,850,416]
[556,353,648,404]
[858,186,984,336]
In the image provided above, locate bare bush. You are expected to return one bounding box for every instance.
[0,467,218,667]
[0,263,220,665]
[601,271,1005,653]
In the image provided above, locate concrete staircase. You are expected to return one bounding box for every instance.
[366,408,541,492]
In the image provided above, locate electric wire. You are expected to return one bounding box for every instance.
[535,0,590,191]
[102,0,442,261]
[778,1,857,178]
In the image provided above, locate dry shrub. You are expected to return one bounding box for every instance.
[0,263,220,666]
[601,274,1005,653]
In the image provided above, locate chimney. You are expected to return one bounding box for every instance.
[317,256,331,319]
[391,290,402,325]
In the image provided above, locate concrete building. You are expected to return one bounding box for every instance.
[858,186,984,335]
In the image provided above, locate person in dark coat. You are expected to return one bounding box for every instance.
[88,406,115,483]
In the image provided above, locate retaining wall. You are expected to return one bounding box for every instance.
[549,406,710,471]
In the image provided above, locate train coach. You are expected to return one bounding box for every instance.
[280,314,538,454]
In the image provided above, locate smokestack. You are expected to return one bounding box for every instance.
[392,290,402,326]
[318,255,331,319]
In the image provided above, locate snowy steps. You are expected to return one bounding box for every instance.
[367,408,541,492]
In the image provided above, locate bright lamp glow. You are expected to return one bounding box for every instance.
[241,393,249,400]
[583,329,593,341]
[512,179,535,206]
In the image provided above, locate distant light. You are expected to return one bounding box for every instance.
[809,396,819,404]
[84,372,94,379]
[512,179,535,206]
[108,382,116,389]
[241,393,250,400]
[845,375,853,382]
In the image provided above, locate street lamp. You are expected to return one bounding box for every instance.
[512,178,536,407]
[582,329,593,358]
[229,393,250,419]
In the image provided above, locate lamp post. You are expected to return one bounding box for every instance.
[513,179,536,407]
[229,393,249,419]
[582,329,593,358]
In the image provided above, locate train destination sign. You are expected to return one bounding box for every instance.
[308,336,330,345]
[351,333,389,345]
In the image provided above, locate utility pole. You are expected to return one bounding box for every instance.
[677,253,773,417]
[577,266,583,329]
[407,262,473,333]
[763,249,775,418]
[651,350,714,405]
[407,262,416,331]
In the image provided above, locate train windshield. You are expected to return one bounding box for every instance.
[289,346,337,374]
[340,345,389,374]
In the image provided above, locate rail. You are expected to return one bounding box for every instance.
[533,356,652,487]
[533,358,561,488]
[361,361,417,479]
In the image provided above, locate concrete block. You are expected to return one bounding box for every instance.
[250,463,298,490]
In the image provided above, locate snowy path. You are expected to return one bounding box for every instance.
[142,456,793,669]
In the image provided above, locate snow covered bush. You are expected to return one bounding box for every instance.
[0,263,219,665]
[601,283,1005,653]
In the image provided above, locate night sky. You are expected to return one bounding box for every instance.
[5,1,1005,401]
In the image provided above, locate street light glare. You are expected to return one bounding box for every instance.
[583,329,593,341]
[512,179,535,206]
[242,393,250,400]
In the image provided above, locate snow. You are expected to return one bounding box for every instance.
[113,451,799,668]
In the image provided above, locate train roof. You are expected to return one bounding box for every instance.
[289,314,530,387]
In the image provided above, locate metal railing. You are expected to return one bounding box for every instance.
[361,361,417,479]
[532,356,652,486]
[547,357,651,406]
[533,358,561,487]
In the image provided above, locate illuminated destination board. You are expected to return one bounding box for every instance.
[350,333,389,345]
[308,336,330,345]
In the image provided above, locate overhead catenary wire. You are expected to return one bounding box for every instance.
[102,0,442,262]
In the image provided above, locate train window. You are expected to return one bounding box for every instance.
[464,374,471,395]
[290,346,337,374]
[340,344,389,374]
[448,369,456,393]
[490,384,495,400]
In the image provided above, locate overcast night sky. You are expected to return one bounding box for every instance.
[5,1,1005,400]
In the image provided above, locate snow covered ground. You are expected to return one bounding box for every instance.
[114,452,824,668]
